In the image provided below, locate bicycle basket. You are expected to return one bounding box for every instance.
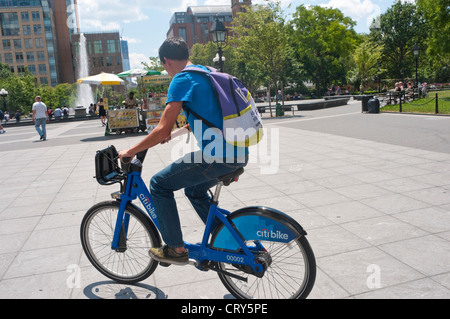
[95,146,123,185]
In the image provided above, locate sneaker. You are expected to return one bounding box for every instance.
[148,245,189,265]
[40,134,44,140]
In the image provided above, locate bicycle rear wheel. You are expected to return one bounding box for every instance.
[80,200,161,284]
[211,207,316,299]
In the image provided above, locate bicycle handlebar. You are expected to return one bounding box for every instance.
[120,149,148,173]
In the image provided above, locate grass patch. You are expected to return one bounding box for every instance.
[382,90,450,114]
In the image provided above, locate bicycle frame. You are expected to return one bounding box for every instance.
[111,166,265,276]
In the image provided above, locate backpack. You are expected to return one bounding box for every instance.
[182,66,263,147]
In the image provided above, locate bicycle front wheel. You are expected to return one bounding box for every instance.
[80,200,161,284]
[211,207,316,299]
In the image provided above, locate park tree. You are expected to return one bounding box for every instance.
[230,2,291,116]
[416,0,449,82]
[141,57,165,72]
[0,63,37,113]
[370,0,426,82]
[289,5,359,96]
[352,38,384,90]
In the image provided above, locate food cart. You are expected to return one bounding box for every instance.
[144,110,187,133]
[107,108,146,134]
[106,92,186,135]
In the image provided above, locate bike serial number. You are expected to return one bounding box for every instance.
[226,255,244,263]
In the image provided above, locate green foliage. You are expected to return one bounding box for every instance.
[289,5,359,95]
[0,62,77,113]
[415,0,450,82]
[370,0,427,81]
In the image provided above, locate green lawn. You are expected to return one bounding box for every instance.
[382,89,450,114]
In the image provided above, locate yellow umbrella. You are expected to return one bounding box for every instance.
[77,72,124,85]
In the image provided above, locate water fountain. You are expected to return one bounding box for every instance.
[75,33,93,116]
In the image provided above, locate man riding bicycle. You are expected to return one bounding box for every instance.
[119,37,248,265]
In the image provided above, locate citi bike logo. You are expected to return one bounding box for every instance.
[257,228,288,240]
[139,194,157,220]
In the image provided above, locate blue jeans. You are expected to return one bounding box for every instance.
[150,151,248,248]
[35,118,47,140]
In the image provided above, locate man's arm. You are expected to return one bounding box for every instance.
[32,110,36,122]
[119,101,183,160]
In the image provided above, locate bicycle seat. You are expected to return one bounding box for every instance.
[218,168,244,186]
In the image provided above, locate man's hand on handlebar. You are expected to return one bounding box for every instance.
[118,149,135,164]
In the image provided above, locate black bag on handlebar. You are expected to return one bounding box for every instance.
[95,146,123,185]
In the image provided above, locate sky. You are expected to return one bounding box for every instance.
[75,0,414,70]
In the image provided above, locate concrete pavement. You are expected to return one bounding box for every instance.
[0,99,449,299]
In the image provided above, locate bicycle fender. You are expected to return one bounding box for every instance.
[211,206,307,251]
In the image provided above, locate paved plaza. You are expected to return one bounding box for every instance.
[0,100,449,299]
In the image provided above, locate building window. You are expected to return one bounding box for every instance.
[4,53,13,64]
[179,27,187,42]
[40,77,48,85]
[28,65,36,75]
[22,25,31,35]
[2,39,11,50]
[107,40,116,53]
[200,23,209,43]
[33,24,42,35]
[37,51,45,61]
[0,13,20,36]
[106,56,112,67]
[26,51,35,62]
[24,38,33,49]
[32,11,40,22]
[13,39,21,49]
[93,57,104,67]
[38,64,47,74]
[17,65,26,74]
[15,52,24,63]
[21,12,29,22]
[93,40,103,54]
[35,38,44,48]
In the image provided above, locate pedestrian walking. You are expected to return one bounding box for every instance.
[98,98,107,126]
[32,96,49,141]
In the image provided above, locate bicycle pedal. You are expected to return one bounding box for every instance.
[159,262,171,267]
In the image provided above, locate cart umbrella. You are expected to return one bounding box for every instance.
[77,73,124,85]
[117,69,161,78]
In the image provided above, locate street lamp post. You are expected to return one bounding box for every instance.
[209,16,228,72]
[413,43,420,98]
[0,88,8,112]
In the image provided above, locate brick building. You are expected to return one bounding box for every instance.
[167,1,252,49]
[71,31,124,77]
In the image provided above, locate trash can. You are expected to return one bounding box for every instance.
[368,98,380,113]
[276,103,284,117]
[361,95,373,112]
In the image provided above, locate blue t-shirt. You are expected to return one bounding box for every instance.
[166,65,248,160]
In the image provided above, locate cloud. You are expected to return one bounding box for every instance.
[129,52,150,69]
[319,0,383,28]
[122,36,141,44]
[321,0,376,21]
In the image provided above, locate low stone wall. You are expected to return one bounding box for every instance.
[296,98,350,111]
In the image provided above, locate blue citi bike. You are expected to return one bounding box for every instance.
[80,145,316,299]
